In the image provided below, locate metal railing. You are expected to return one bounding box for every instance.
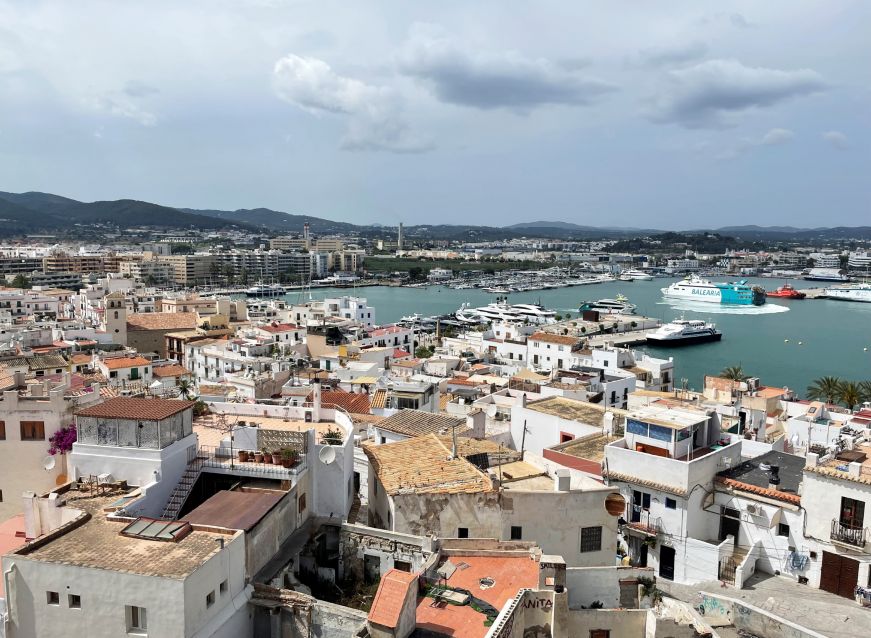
[198,445,306,477]
[831,519,866,547]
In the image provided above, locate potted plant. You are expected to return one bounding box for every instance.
[272,449,283,465]
[238,450,250,462]
[254,451,264,463]
[262,450,273,464]
[321,427,343,446]
[281,447,299,468]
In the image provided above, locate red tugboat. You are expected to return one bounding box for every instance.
[765,283,806,299]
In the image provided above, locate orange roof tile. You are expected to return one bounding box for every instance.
[258,323,300,334]
[101,356,150,370]
[70,354,92,365]
[152,364,190,378]
[368,569,418,629]
[127,312,197,331]
[308,389,370,414]
[76,397,195,420]
[715,476,801,504]
[530,332,579,346]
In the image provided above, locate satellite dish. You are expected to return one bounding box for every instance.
[43,456,56,471]
[318,446,337,465]
[486,404,498,418]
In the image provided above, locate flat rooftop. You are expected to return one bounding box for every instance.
[717,450,804,503]
[629,404,708,430]
[415,555,539,638]
[13,489,235,580]
[558,432,621,463]
[184,489,285,532]
[806,442,871,485]
[525,396,624,425]
[194,413,339,446]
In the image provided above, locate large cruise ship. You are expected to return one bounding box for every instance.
[661,275,765,306]
[823,283,871,303]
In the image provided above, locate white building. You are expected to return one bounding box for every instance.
[511,395,624,456]
[427,268,453,282]
[0,372,102,521]
[527,332,579,372]
[322,297,376,328]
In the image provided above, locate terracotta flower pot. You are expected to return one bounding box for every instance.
[238,450,249,462]
[262,452,273,464]
[254,452,264,463]
[272,452,283,465]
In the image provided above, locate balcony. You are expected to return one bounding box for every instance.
[831,519,866,548]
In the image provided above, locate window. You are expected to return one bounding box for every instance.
[20,421,45,441]
[840,497,865,529]
[69,594,81,609]
[126,605,147,633]
[580,526,602,553]
[590,631,610,638]
[777,522,790,537]
[47,591,59,605]
[206,591,215,607]
[298,493,306,514]
[665,498,677,510]
[0,420,5,439]
[511,526,522,540]
[110,371,118,379]
[394,560,412,572]
[458,527,469,538]
[220,580,228,595]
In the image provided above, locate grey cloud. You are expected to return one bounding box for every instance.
[123,80,159,98]
[648,59,826,128]
[637,41,708,67]
[398,24,616,111]
[272,54,432,153]
[716,127,794,160]
[822,130,849,149]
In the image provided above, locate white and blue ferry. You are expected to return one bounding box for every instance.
[662,275,765,306]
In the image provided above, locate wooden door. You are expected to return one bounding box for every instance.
[838,555,860,598]
[820,551,860,599]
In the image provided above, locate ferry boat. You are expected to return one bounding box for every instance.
[245,282,286,297]
[618,269,654,281]
[579,294,636,315]
[661,275,765,306]
[823,283,871,303]
[646,319,722,346]
[804,268,850,282]
[765,283,806,299]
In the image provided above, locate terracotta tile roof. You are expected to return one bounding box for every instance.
[152,364,190,378]
[392,358,421,368]
[371,388,387,409]
[392,348,411,358]
[715,477,801,504]
[530,332,579,346]
[127,312,198,331]
[368,569,418,629]
[257,322,300,333]
[604,471,688,496]
[363,434,495,495]
[308,389,371,414]
[804,464,871,486]
[376,409,466,438]
[101,356,151,370]
[76,397,195,420]
[70,354,93,365]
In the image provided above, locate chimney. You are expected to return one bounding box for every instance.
[555,468,571,492]
[767,465,780,490]
[311,384,322,422]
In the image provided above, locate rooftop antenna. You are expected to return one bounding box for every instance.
[451,421,458,460]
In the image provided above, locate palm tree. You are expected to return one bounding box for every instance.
[860,380,871,404]
[839,381,862,411]
[177,378,194,401]
[720,365,748,381]
[806,376,843,405]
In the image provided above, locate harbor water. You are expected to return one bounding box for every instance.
[280,277,871,396]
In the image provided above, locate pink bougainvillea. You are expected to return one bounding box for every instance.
[48,424,77,455]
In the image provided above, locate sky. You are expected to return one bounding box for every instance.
[0,0,868,229]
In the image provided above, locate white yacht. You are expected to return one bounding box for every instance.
[823,283,871,303]
[246,282,286,297]
[509,303,557,324]
[579,294,636,315]
[619,269,654,281]
[646,319,722,346]
[455,298,556,324]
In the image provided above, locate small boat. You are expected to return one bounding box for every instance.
[619,269,654,281]
[765,283,806,299]
[579,294,636,315]
[483,287,510,294]
[646,319,722,346]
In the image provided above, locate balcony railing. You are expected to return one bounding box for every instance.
[831,519,866,547]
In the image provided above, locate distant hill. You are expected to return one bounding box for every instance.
[705,225,871,241]
[183,207,359,234]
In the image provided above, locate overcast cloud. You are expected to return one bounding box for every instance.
[0,0,867,228]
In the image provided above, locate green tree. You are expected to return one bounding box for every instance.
[839,381,862,410]
[415,345,433,358]
[177,379,194,401]
[10,274,30,289]
[408,267,424,281]
[806,376,843,404]
[861,380,871,403]
[720,365,749,381]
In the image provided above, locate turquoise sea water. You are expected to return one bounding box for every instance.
[280,278,871,396]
